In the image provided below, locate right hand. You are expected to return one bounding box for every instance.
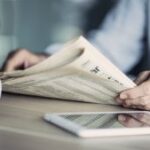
[116,71,150,110]
[2,48,49,72]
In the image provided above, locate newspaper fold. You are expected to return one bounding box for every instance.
[0,36,136,105]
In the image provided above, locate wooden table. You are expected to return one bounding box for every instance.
[0,93,150,150]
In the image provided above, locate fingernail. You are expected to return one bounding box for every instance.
[120,93,127,99]
[118,115,126,121]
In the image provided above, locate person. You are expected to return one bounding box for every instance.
[1,0,150,110]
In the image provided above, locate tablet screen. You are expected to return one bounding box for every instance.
[44,111,150,137]
[58,112,150,129]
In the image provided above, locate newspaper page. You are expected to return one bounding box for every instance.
[1,36,136,104]
[0,37,88,78]
[2,51,133,104]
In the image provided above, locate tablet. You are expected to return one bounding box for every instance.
[44,111,150,138]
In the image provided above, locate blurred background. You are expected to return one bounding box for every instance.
[0,0,113,67]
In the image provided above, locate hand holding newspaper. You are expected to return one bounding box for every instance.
[0,36,136,105]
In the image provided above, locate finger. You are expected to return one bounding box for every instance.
[4,50,30,72]
[2,49,48,72]
[123,96,150,110]
[3,49,34,72]
[129,105,144,110]
[118,115,145,127]
[131,113,150,125]
[134,71,150,85]
[1,50,17,71]
[120,81,150,100]
[4,55,25,72]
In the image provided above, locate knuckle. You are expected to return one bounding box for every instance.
[138,95,150,110]
[140,97,149,105]
[13,49,31,59]
[128,92,136,99]
[17,48,28,55]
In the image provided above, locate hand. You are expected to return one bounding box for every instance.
[2,48,49,72]
[116,71,150,110]
[118,113,150,127]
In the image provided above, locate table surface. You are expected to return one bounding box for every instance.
[0,93,150,150]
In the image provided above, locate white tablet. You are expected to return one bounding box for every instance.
[44,111,150,138]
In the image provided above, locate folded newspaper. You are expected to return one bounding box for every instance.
[0,36,136,105]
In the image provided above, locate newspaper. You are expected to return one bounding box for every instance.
[0,36,136,105]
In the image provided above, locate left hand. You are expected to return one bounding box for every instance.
[116,71,150,110]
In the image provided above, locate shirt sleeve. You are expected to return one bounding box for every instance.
[45,0,146,73]
[88,0,146,73]
[45,43,63,54]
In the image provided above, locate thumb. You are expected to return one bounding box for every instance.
[120,81,150,99]
[134,71,150,85]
